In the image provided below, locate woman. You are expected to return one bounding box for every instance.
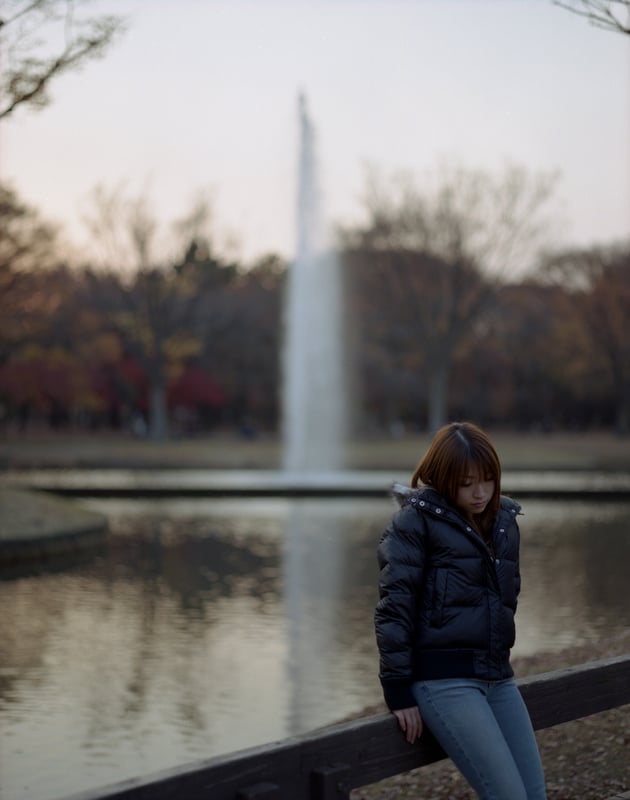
[374,421,547,800]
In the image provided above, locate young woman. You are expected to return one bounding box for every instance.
[374,421,547,800]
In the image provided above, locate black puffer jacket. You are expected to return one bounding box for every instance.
[375,484,522,710]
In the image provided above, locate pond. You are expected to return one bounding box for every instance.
[2,495,630,800]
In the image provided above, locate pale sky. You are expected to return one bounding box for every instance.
[1,0,629,265]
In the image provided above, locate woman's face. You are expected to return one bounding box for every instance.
[455,466,495,523]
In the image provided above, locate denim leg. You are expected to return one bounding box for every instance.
[412,678,547,800]
[485,679,547,800]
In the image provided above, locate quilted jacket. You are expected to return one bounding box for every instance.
[374,484,522,710]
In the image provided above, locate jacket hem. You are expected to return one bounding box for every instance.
[414,648,514,681]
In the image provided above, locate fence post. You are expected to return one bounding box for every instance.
[310,763,352,800]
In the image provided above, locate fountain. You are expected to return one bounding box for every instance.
[282,94,347,472]
[280,95,350,733]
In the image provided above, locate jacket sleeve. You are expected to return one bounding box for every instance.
[374,506,426,710]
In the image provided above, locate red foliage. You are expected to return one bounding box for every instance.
[0,358,82,409]
[167,364,226,409]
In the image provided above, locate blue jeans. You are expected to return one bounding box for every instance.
[412,677,547,800]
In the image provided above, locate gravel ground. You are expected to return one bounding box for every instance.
[351,631,630,800]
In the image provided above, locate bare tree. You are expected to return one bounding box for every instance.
[553,0,630,35]
[83,186,240,441]
[83,187,175,440]
[341,164,556,432]
[540,244,630,433]
[0,0,125,120]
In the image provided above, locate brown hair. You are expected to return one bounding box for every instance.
[411,421,501,534]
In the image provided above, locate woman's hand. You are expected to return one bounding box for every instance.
[393,706,423,743]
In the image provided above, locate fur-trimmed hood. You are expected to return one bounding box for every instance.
[390,482,522,517]
[390,482,417,508]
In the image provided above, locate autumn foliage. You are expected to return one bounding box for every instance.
[1,182,628,436]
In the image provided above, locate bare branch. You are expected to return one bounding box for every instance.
[0,1,50,29]
[553,0,630,35]
[0,0,125,119]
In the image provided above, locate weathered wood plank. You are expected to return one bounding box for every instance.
[519,654,630,729]
[53,655,630,800]
[235,783,281,799]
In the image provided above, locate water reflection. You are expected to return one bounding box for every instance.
[283,500,384,734]
[1,497,629,800]
[516,500,630,652]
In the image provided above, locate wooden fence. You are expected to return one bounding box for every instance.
[60,654,630,800]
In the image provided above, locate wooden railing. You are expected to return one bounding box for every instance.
[60,655,630,800]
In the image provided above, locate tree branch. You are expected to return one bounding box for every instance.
[0,1,49,29]
[0,2,125,119]
[553,0,630,35]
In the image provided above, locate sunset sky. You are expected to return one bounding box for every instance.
[2,0,629,265]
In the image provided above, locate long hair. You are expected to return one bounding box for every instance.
[411,421,502,534]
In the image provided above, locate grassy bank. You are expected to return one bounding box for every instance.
[1,429,630,470]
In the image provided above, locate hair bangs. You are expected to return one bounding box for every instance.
[411,422,502,530]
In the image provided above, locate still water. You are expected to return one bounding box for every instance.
[2,496,630,800]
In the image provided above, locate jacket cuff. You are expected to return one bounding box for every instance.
[381,678,416,711]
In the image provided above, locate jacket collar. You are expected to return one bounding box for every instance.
[391,482,521,524]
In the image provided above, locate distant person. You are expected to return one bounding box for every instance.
[375,421,547,800]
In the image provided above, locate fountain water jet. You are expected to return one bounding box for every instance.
[282,95,347,471]
[281,97,348,732]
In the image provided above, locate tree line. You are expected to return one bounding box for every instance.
[1,1,628,439]
[1,174,628,439]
